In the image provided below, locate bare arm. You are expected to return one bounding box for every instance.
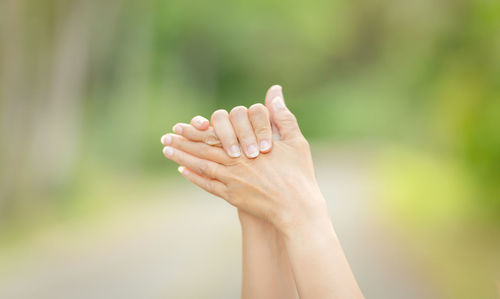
[280,199,362,299]
[168,112,298,299]
[162,86,364,298]
[239,211,298,299]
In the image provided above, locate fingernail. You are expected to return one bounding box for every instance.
[247,144,259,158]
[193,116,207,127]
[178,166,186,175]
[260,140,271,151]
[229,145,241,158]
[163,146,174,157]
[173,124,182,134]
[161,134,172,145]
[272,96,285,111]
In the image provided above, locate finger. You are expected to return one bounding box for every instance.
[264,85,283,141]
[248,103,272,153]
[211,109,241,158]
[172,123,221,146]
[161,133,230,165]
[177,166,227,199]
[163,146,229,182]
[229,106,259,158]
[190,115,209,130]
[265,86,302,140]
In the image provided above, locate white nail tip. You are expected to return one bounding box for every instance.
[260,140,271,151]
[163,146,173,157]
[230,145,241,157]
[247,145,259,158]
[178,166,185,174]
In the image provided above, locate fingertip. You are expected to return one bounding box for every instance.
[230,105,247,116]
[191,115,209,130]
[178,166,187,175]
[265,85,284,108]
[259,140,271,152]
[248,103,267,114]
[246,144,259,158]
[269,85,282,92]
[173,123,183,134]
[211,109,229,121]
[163,146,174,157]
[161,134,172,145]
[228,145,241,158]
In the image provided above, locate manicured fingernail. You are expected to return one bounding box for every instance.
[229,145,241,158]
[173,124,182,134]
[247,144,259,158]
[193,116,208,127]
[161,134,172,145]
[163,146,174,157]
[178,166,186,175]
[272,96,285,111]
[260,140,271,151]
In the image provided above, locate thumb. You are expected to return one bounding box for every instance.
[264,85,302,140]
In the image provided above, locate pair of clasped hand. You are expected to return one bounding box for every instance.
[161,85,327,234]
[161,85,364,299]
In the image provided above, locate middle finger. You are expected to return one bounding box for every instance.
[229,106,259,158]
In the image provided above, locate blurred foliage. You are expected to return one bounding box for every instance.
[0,0,499,296]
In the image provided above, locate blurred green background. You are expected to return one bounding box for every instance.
[1,0,499,298]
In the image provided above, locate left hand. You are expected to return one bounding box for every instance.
[169,103,273,159]
[161,93,329,235]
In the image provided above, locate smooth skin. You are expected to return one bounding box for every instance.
[169,86,298,299]
[162,86,364,298]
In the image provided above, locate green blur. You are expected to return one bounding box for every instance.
[0,0,499,297]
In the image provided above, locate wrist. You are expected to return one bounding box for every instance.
[238,209,275,232]
[280,213,335,243]
[275,194,333,240]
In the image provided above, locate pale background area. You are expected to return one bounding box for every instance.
[1,0,498,298]
[0,148,437,299]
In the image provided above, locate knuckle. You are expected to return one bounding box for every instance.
[203,132,220,145]
[229,105,247,117]
[278,111,298,125]
[197,162,210,177]
[254,126,271,136]
[241,137,256,146]
[207,163,219,178]
[205,180,216,192]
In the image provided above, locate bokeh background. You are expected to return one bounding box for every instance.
[1,0,499,298]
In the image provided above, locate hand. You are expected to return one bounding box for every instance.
[161,92,329,235]
[167,105,277,227]
[169,104,273,159]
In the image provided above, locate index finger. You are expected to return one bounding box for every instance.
[172,123,221,146]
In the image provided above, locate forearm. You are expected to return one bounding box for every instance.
[239,210,298,299]
[279,198,364,299]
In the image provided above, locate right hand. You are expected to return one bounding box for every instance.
[161,87,329,235]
